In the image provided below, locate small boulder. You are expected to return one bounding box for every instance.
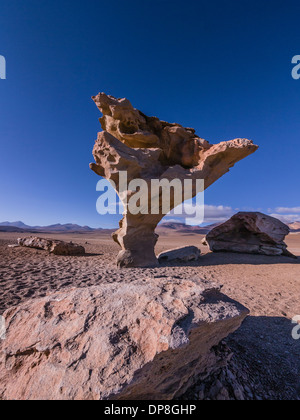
[205,212,295,257]
[17,237,85,256]
[158,246,201,263]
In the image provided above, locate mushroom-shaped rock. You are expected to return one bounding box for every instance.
[90,93,258,267]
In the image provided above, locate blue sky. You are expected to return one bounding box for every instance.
[0,0,299,228]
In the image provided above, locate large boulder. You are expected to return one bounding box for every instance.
[0,278,248,400]
[90,93,258,267]
[17,237,85,256]
[158,246,201,263]
[205,212,295,257]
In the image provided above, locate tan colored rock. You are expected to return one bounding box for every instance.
[90,93,258,267]
[17,237,85,255]
[205,212,295,257]
[158,246,201,263]
[0,277,248,400]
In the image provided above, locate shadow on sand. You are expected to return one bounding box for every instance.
[158,252,300,267]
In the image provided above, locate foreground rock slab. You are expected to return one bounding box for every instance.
[158,246,201,263]
[0,278,248,400]
[17,237,85,255]
[90,93,258,267]
[205,212,295,257]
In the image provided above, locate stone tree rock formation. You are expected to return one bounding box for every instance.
[205,212,295,257]
[90,93,258,267]
[17,237,85,255]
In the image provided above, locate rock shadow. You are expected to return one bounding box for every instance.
[225,315,300,400]
[158,252,300,267]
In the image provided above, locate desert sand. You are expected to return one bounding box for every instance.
[0,230,300,399]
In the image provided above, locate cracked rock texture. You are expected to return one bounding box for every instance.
[205,212,295,257]
[0,278,248,400]
[90,93,258,267]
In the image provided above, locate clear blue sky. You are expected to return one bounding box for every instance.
[0,0,299,228]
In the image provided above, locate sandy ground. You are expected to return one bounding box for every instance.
[0,230,300,399]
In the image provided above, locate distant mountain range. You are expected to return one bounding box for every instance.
[0,220,218,235]
[0,221,102,233]
[0,220,299,234]
[158,221,300,234]
[156,222,220,235]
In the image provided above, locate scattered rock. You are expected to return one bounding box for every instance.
[205,212,295,257]
[17,237,85,256]
[90,93,258,267]
[0,278,248,400]
[158,246,201,263]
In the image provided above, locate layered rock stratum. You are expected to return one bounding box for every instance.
[90,93,258,267]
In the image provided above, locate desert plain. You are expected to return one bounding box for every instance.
[0,228,299,399]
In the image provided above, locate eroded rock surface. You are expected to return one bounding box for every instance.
[0,278,248,400]
[205,212,295,257]
[158,246,201,263]
[17,237,85,256]
[90,93,258,267]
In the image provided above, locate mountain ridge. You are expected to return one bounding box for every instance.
[0,221,103,233]
[0,220,299,234]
